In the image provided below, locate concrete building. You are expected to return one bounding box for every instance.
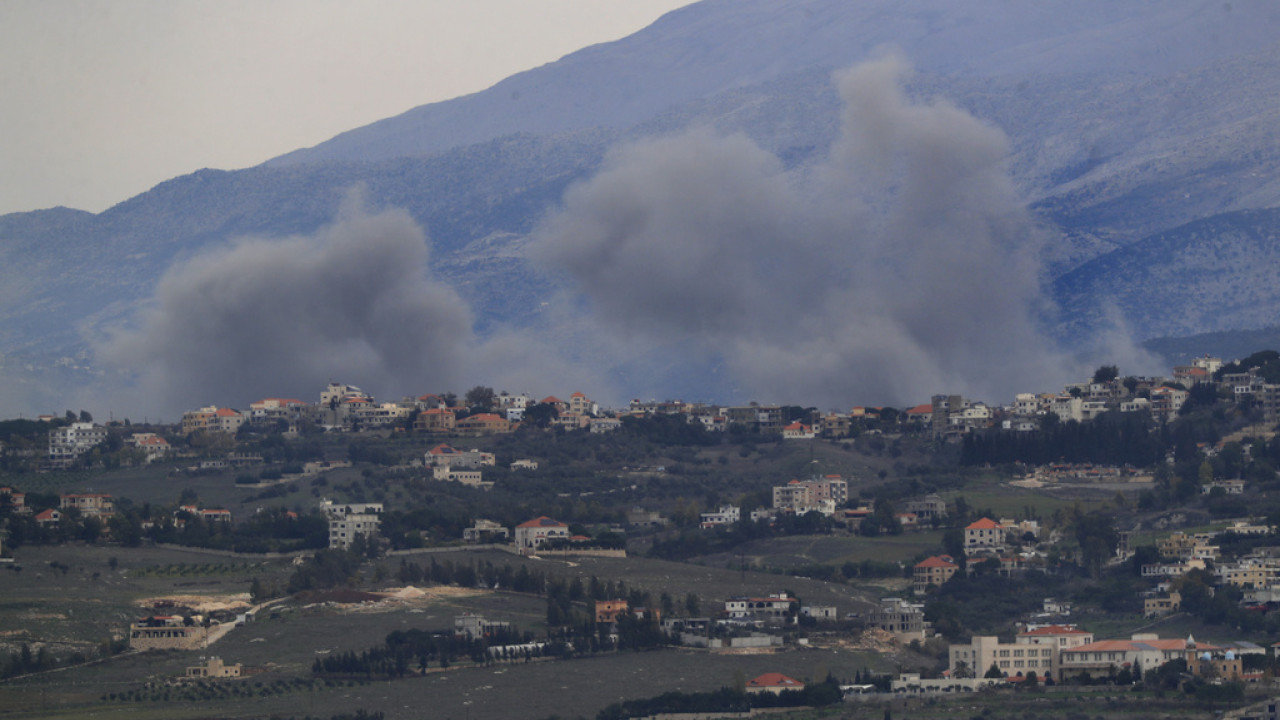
[514,516,570,555]
[320,500,382,550]
[462,519,509,543]
[868,598,926,642]
[725,593,796,623]
[913,555,960,593]
[746,673,804,695]
[47,422,107,468]
[60,493,114,518]
[185,656,241,678]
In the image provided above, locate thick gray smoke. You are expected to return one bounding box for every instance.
[98,193,481,413]
[534,55,1073,407]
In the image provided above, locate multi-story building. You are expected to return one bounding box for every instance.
[963,517,1006,555]
[949,626,1091,680]
[725,593,796,623]
[425,444,495,468]
[913,555,959,593]
[462,519,509,543]
[320,500,382,549]
[868,598,926,642]
[180,407,244,435]
[47,422,107,468]
[60,493,114,518]
[1058,634,1189,681]
[514,516,570,555]
[568,392,596,417]
[699,505,740,528]
[126,433,171,463]
[772,476,847,516]
[413,407,457,433]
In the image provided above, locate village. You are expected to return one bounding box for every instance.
[6,352,1280,718]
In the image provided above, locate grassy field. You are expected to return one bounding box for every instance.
[939,485,1112,521]
[0,543,909,720]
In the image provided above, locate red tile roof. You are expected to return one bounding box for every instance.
[516,516,567,529]
[747,673,804,689]
[915,556,958,569]
[966,517,1002,530]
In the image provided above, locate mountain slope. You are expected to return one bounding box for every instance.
[1052,208,1280,341]
[4,0,1280,415]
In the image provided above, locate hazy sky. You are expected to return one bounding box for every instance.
[0,0,696,217]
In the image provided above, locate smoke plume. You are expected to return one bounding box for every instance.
[98,193,480,413]
[534,55,1075,407]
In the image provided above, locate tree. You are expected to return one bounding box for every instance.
[1092,365,1119,384]
[685,593,701,616]
[952,661,973,679]
[985,663,1004,678]
[464,386,496,412]
[79,410,93,423]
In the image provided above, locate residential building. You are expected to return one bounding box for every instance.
[964,517,1006,554]
[35,508,61,525]
[454,413,511,434]
[185,656,242,679]
[455,613,510,639]
[47,422,107,467]
[462,519,509,543]
[432,466,490,488]
[514,516,570,555]
[700,505,740,528]
[510,459,539,470]
[725,593,796,623]
[320,500,382,549]
[0,487,27,513]
[1145,593,1182,617]
[772,476,848,516]
[126,433,171,463]
[913,555,960,593]
[746,673,804,695]
[1058,634,1188,681]
[180,407,244,435]
[595,599,629,623]
[782,422,816,439]
[413,407,457,433]
[60,493,114,518]
[868,597,926,642]
[904,494,947,522]
[425,444,495,469]
[568,392,595,416]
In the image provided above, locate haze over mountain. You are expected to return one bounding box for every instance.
[3,0,1279,419]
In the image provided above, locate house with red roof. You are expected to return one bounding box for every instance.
[745,673,805,695]
[35,508,61,525]
[61,493,114,518]
[455,413,511,435]
[781,421,815,439]
[1057,633,1191,681]
[514,517,570,555]
[964,517,1006,555]
[913,555,959,593]
[568,392,595,417]
[413,407,457,433]
[0,487,27,513]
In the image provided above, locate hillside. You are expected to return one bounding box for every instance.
[3,0,1280,416]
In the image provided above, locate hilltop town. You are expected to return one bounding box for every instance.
[6,351,1280,719]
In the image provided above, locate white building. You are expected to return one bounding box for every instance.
[47,422,107,467]
[320,500,383,549]
[514,516,570,555]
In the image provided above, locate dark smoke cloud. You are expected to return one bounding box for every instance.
[534,55,1078,407]
[98,193,480,414]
